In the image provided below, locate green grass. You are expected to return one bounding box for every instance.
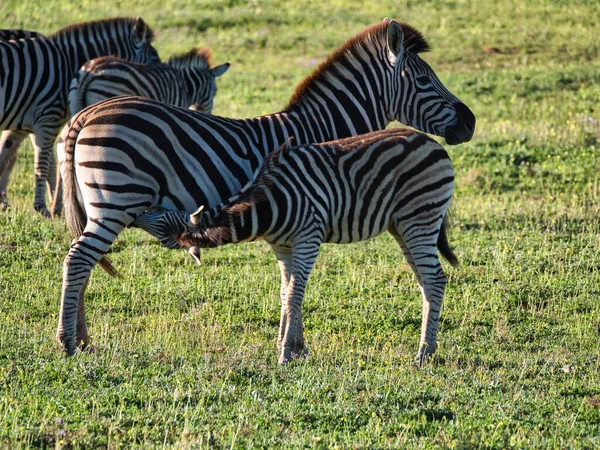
[1,0,600,447]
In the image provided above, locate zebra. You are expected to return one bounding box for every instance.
[0,30,44,40]
[69,47,231,117]
[0,17,159,215]
[55,19,475,355]
[134,128,457,365]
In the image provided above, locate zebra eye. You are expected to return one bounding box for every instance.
[416,75,430,85]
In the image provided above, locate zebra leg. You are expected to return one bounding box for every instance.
[29,130,60,217]
[0,130,28,210]
[57,221,125,355]
[277,241,320,365]
[273,246,308,358]
[75,278,91,350]
[391,228,447,366]
[46,151,62,216]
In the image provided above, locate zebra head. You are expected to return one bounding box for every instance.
[386,20,475,145]
[130,17,160,64]
[169,47,231,114]
[190,62,230,113]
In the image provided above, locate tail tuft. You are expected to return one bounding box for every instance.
[437,214,459,267]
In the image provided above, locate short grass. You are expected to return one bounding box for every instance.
[1,0,600,448]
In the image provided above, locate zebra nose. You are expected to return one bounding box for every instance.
[455,102,476,136]
[445,102,476,145]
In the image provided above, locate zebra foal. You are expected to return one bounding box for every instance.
[69,47,231,116]
[138,129,457,366]
[0,17,159,215]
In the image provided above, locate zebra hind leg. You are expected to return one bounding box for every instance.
[0,130,29,210]
[391,225,447,367]
[58,221,125,355]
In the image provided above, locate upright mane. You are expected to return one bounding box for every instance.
[286,20,429,109]
[48,17,155,42]
[167,47,212,70]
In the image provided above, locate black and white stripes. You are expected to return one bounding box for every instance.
[69,47,230,116]
[55,19,475,354]
[0,17,159,215]
[138,128,457,365]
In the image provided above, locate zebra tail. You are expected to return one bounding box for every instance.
[59,115,121,278]
[437,213,459,267]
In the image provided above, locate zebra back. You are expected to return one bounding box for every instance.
[48,17,159,75]
[0,29,44,40]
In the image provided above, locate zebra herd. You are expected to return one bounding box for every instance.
[1,17,475,365]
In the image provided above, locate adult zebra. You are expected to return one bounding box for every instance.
[56,19,475,354]
[0,17,159,215]
[136,128,456,365]
[69,47,231,117]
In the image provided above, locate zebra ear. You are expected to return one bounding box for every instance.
[211,62,231,78]
[387,20,405,59]
[134,17,149,42]
[190,205,205,226]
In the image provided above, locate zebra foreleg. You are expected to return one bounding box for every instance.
[274,246,308,359]
[0,130,28,210]
[277,241,320,365]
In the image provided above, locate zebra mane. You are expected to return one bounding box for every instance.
[286,20,429,108]
[167,47,212,70]
[48,17,155,42]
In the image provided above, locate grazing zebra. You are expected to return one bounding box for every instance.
[56,19,475,354]
[69,47,231,116]
[136,128,457,365]
[0,30,44,40]
[0,17,159,215]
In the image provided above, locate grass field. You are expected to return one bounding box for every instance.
[1,0,600,447]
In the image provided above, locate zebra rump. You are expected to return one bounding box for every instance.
[139,128,457,365]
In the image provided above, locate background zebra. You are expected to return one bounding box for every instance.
[135,128,458,366]
[55,19,475,354]
[69,47,231,117]
[0,17,159,215]
[0,30,44,40]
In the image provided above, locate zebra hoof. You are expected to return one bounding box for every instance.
[415,344,436,367]
[56,335,77,357]
[35,205,52,218]
[293,345,309,359]
[278,347,293,365]
[0,191,9,211]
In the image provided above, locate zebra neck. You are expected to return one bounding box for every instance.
[52,28,123,78]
